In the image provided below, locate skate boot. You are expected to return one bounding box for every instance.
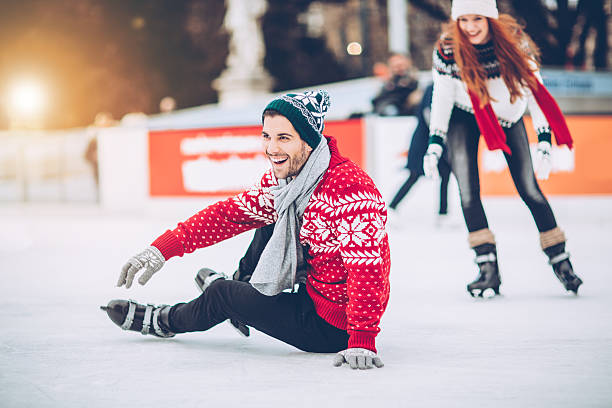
[101,299,175,338]
[467,244,501,298]
[544,243,583,294]
[550,256,582,294]
[195,268,250,337]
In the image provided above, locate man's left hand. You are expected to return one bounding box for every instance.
[332,348,384,369]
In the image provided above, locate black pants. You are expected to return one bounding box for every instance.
[168,225,348,353]
[168,281,349,353]
[446,108,557,233]
[389,165,451,214]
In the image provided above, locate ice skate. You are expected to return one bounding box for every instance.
[549,253,583,294]
[195,267,229,291]
[100,299,175,338]
[195,268,250,337]
[467,252,501,298]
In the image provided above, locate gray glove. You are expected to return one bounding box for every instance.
[333,348,384,370]
[117,246,165,288]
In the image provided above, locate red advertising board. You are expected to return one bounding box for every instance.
[480,116,612,195]
[149,118,364,197]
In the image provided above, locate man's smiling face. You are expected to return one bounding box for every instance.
[262,113,313,180]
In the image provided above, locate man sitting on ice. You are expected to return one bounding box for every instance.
[102,90,391,370]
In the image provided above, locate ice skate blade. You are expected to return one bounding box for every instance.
[482,288,497,298]
[468,288,482,297]
[567,279,583,295]
[468,287,500,298]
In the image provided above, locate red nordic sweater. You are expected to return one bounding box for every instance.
[151,136,391,352]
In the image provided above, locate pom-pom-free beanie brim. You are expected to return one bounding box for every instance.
[451,0,498,20]
[263,90,330,149]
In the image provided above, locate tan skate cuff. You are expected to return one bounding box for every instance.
[540,227,566,250]
[468,228,496,248]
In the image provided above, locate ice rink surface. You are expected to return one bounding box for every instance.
[1,193,611,407]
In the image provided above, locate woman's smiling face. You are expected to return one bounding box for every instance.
[458,14,490,45]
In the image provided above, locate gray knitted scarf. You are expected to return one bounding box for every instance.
[250,137,331,296]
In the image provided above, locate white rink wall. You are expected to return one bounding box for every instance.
[97,126,149,211]
[0,129,98,203]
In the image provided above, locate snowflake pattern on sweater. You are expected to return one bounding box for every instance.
[151,136,390,352]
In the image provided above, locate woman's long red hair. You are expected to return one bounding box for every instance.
[443,14,541,106]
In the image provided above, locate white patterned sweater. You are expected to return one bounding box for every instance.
[151,136,391,352]
[429,38,553,145]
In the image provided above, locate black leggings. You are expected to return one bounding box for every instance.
[446,108,557,233]
[168,281,349,353]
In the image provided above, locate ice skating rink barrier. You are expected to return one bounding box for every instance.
[0,128,98,202]
[2,115,611,209]
[98,115,612,212]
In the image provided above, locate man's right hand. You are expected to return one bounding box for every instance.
[423,144,442,179]
[117,246,165,288]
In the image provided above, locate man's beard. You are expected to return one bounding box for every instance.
[285,143,311,178]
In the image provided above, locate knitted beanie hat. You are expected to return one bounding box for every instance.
[451,0,498,20]
[263,90,330,149]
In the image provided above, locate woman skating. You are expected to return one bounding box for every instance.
[423,0,583,297]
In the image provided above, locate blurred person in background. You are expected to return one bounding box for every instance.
[102,90,390,370]
[372,61,391,81]
[83,134,98,187]
[84,112,117,190]
[388,83,452,226]
[423,0,582,297]
[371,53,420,116]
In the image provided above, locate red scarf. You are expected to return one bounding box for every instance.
[468,72,573,155]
